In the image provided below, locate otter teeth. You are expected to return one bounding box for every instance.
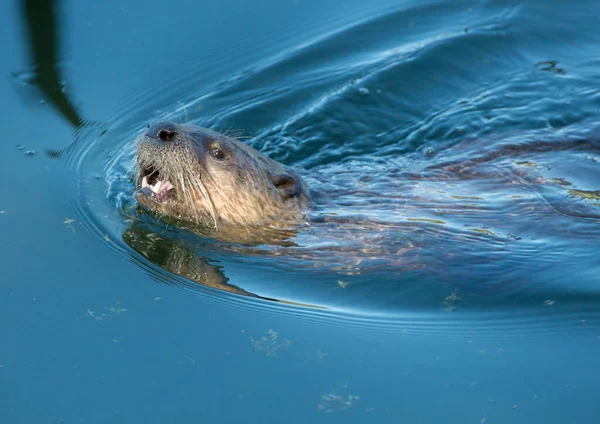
[141,176,175,198]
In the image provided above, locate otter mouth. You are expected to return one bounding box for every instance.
[138,165,177,202]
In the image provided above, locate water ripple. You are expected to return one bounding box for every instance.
[67,0,600,336]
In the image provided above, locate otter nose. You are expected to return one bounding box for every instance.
[147,122,179,142]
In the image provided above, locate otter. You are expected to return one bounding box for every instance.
[134,122,311,235]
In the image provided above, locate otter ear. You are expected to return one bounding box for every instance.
[271,173,300,199]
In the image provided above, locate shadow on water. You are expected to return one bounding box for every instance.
[19,0,91,156]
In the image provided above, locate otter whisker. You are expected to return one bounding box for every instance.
[126,157,140,179]
[220,126,245,140]
[176,171,194,221]
[236,135,270,151]
[226,130,245,139]
[176,101,189,124]
[121,141,140,178]
[187,171,218,230]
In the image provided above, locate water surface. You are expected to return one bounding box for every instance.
[1,0,600,422]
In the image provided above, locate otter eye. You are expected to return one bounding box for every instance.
[211,148,225,160]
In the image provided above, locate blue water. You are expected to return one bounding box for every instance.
[2,0,600,422]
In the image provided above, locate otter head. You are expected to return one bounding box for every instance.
[134,121,310,230]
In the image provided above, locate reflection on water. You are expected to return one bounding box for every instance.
[123,222,240,295]
[122,220,327,310]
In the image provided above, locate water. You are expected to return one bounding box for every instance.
[2,0,600,422]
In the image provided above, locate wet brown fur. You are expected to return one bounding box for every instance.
[134,123,311,231]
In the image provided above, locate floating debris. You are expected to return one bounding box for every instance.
[107,301,128,314]
[450,195,484,201]
[318,392,360,413]
[86,301,128,321]
[15,145,37,155]
[445,292,461,302]
[64,218,76,233]
[544,300,556,306]
[468,228,496,236]
[337,280,349,289]
[536,60,566,74]
[550,178,572,186]
[568,189,600,201]
[316,350,328,360]
[515,160,536,167]
[303,349,329,366]
[443,291,462,312]
[358,87,370,96]
[87,309,105,321]
[250,329,292,357]
[407,217,446,225]
[442,305,457,313]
